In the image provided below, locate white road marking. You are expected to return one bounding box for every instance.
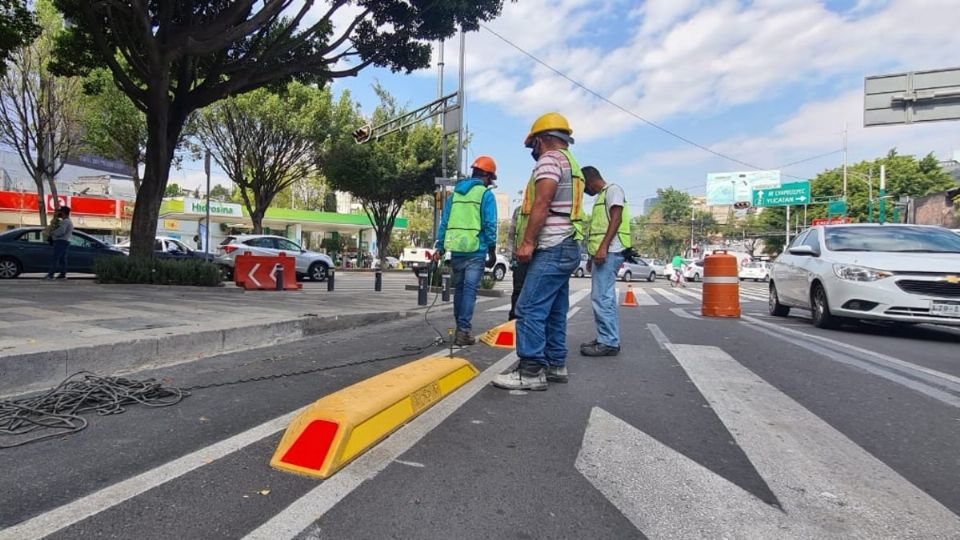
[649,288,689,304]
[646,324,671,350]
[567,307,581,320]
[393,460,425,468]
[625,287,658,306]
[669,308,698,320]
[576,345,960,538]
[488,288,591,312]
[0,409,303,540]
[487,304,511,312]
[669,287,702,301]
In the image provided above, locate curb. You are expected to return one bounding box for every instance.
[0,311,413,398]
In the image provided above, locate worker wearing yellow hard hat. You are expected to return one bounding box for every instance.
[493,113,584,391]
[435,155,499,346]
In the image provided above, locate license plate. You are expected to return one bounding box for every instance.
[930,301,960,316]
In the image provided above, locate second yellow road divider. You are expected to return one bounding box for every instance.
[270,356,478,479]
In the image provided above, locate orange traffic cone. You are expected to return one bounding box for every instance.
[622,285,638,307]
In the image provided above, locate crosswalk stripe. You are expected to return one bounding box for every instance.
[649,288,690,304]
[628,287,658,306]
[670,287,703,301]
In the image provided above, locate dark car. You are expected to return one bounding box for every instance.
[115,236,215,262]
[0,227,125,278]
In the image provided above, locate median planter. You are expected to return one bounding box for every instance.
[404,284,504,298]
[94,257,223,287]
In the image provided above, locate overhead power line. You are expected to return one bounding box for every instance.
[480,24,841,180]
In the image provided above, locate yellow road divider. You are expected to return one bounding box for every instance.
[270,356,479,479]
[479,320,516,349]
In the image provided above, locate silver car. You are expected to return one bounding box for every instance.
[768,224,960,328]
[216,234,333,281]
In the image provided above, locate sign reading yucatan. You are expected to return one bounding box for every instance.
[752,181,810,207]
[183,197,243,218]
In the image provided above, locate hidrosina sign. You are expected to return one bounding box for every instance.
[183,197,243,218]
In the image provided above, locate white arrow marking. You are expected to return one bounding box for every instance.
[798,195,807,202]
[247,263,261,288]
[576,344,960,538]
[757,190,764,198]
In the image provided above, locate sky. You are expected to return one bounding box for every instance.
[171,0,960,213]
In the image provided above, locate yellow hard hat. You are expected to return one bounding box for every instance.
[524,112,573,147]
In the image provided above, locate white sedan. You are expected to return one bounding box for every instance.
[768,224,960,328]
[618,258,658,282]
[739,261,770,282]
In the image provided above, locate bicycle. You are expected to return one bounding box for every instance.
[670,268,685,288]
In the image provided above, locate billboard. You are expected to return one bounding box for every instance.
[864,67,960,127]
[706,170,781,206]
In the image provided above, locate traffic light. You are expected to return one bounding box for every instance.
[352,125,371,144]
[733,201,752,210]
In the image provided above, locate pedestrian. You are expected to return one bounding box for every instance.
[435,155,499,346]
[505,205,527,321]
[580,166,631,356]
[45,206,73,280]
[493,112,583,391]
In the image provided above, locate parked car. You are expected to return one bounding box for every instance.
[618,258,657,282]
[682,259,705,282]
[401,247,434,276]
[573,253,590,278]
[216,234,333,281]
[0,227,125,278]
[739,261,770,282]
[115,236,214,262]
[643,258,666,278]
[371,256,401,269]
[768,224,960,329]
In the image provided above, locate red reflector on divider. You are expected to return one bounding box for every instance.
[279,419,339,470]
[495,333,514,347]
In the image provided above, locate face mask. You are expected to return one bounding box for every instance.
[530,138,542,161]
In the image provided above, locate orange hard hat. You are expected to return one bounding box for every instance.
[471,155,497,179]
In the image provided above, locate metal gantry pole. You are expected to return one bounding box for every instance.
[879,164,887,224]
[434,40,446,248]
[842,122,848,207]
[204,150,211,255]
[456,27,465,176]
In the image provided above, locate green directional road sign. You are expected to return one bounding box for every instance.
[828,199,847,216]
[752,182,811,207]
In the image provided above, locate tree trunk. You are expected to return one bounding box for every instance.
[33,175,47,227]
[131,161,141,193]
[251,210,264,234]
[129,98,179,258]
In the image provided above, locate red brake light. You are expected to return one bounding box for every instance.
[224,245,238,253]
[425,250,432,259]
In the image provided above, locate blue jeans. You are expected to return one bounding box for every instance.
[47,240,69,277]
[516,237,581,368]
[590,251,624,347]
[451,256,485,332]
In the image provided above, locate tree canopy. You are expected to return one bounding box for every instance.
[0,0,38,75]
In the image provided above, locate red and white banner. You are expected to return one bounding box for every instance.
[811,217,852,226]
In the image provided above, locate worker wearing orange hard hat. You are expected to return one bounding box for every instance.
[493,112,584,391]
[435,155,499,346]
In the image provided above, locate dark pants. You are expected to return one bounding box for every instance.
[508,261,528,321]
[47,240,69,277]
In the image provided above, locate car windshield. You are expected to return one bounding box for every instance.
[742,262,760,268]
[825,226,960,253]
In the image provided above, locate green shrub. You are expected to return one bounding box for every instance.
[479,275,496,290]
[95,256,223,286]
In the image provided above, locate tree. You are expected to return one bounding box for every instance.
[164,183,182,197]
[401,195,435,247]
[323,87,448,269]
[0,0,81,226]
[208,184,231,201]
[51,0,507,257]
[653,187,693,223]
[79,68,146,191]
[0,0,38,75]
[196,83,336,233]
[322,191,338,213]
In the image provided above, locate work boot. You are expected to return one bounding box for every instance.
[454,330,476,347]
[581,342,620,357]
[579,339,598,353]
[492,363,547,391]
[546,365,568,383]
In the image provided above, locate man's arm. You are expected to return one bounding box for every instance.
[434,194,453,253]
[594,205,622,265]
[479,189,498,251]
[516,179,557,262]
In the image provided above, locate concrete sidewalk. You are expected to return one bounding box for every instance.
[0,276,504,397]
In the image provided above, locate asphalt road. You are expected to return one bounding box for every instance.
[2,277,959,539]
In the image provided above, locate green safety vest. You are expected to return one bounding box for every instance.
[444,184,486,253]
[587,185,632,256]
[515,148,585,247]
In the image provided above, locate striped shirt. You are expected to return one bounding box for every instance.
[531,150,575,249]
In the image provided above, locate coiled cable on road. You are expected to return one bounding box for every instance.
[0,372,186,448]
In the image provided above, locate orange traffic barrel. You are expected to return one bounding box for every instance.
[701,251,741,318]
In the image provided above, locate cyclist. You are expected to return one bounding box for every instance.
[671,253,685,288]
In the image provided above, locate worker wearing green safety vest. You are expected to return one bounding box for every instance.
[435,155,499,347]
[581,166,631,357]
[493,112,583,392]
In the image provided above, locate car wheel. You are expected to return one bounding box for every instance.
[493,264,506,281]
[647,271,656,282]
[768,282,790,317]
[0,256,22,279]
[810,283,840,329]
[219,265,234,281]
[309,262,329,282]
[574,268,584,278]
[693,273,701,282]
[762,275,770,282]
[622,271,632,282]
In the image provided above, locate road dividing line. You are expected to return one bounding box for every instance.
[646,324,670,350]
[576,344,960,538]
[669,308,698,320]
[0,409,303,540]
